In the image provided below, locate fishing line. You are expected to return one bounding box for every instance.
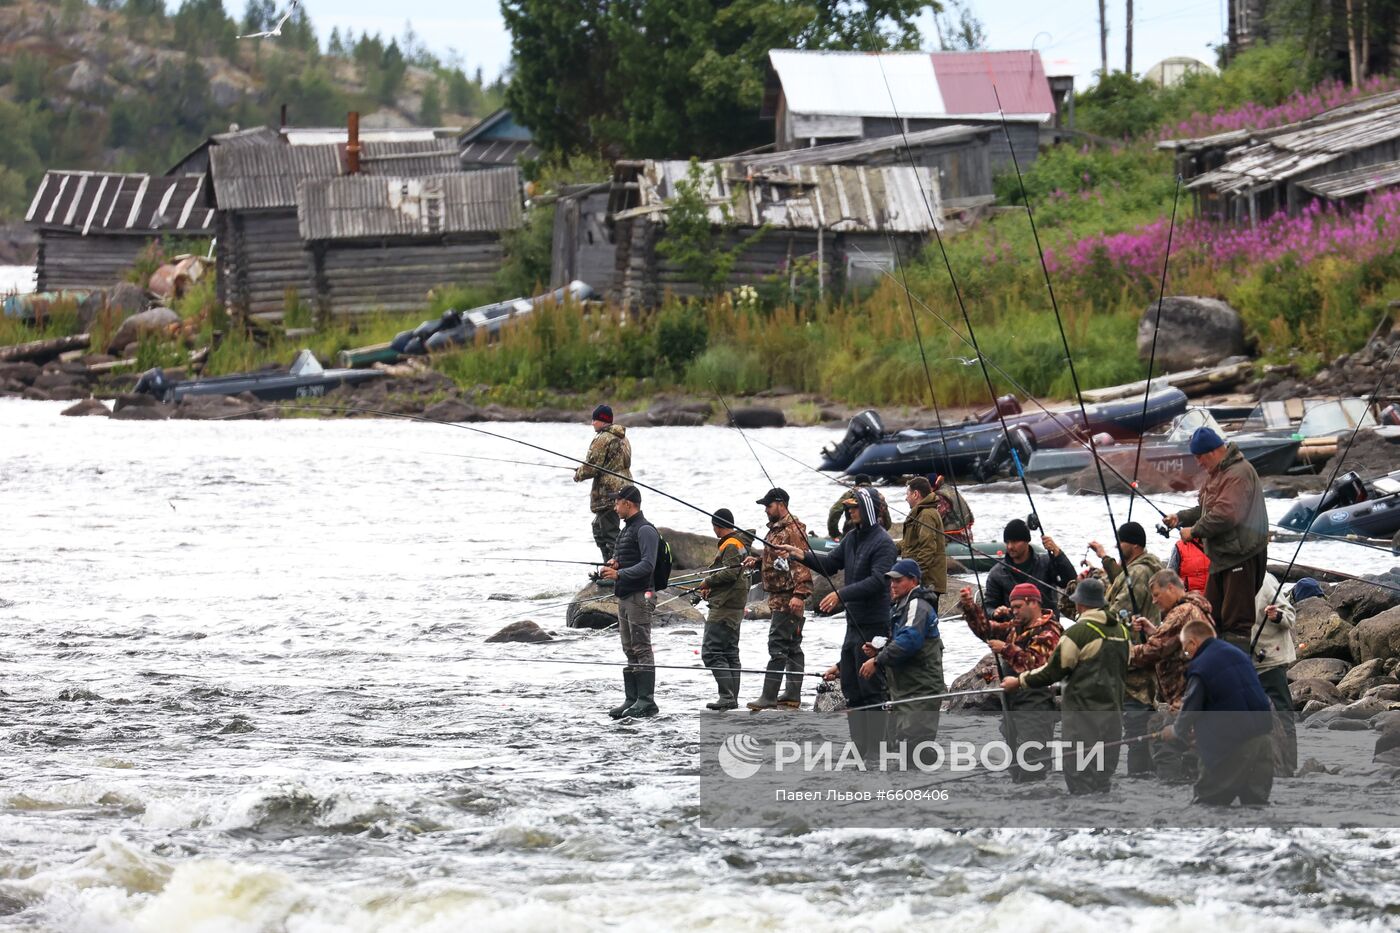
[1254,342,1400,656]
[842,686,1004,713]
[362,446,573,471]
[465,655,831,679]
[1128,174,1183,524]
[712,383,775,489]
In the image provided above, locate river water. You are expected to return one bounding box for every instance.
[1,401,1397,930]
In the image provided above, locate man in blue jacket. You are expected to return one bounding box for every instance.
[859,558,945,746]
[1166,618,1274,806]
[779,487,898,759]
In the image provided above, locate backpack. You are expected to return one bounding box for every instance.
[652,533,674,591]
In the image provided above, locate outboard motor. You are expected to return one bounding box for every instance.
[1280,470,1365,531]
[133,367,171,403]
[819,410,885,472]
[978,424,1036,480]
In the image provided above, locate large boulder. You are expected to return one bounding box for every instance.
[78,282,148,330]
[1329,579,1400,624]
[1336,658,1389,699]
[659,526,722,571]
[60,399,111,417]
[108,307,179,352]
[422,398,475,423]
[1294,597,1355,662]
[110,404,170,421]
[1287,657,1350,685]
[1349,606,1400,663]
[564,581,705,629]
[728,406,786,429]
[1290,678,1344,709]
[485,620,554,643]
[1137,296,1247,371]
[945,653,1005,711]
[0,362,40,385]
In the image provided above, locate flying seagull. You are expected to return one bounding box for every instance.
[238,0,299,39]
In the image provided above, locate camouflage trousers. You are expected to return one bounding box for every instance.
[592,508,621,562]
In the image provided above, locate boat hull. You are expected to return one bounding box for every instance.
[162,369,384,403]
[1024,435,1302,486]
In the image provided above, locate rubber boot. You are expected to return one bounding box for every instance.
[706,667,737,710]
[776,678,803,710]
[747,671,782,711]
[609,668,637,719]
[622,669,659,718]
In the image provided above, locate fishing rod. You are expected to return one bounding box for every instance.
[1253,342,1400,656]
[712,383,775,488]
[992,85,1138,620]
[1128,174,1184,525]
[927,730,1167,786]
[474,557,609,567]
[489,569,727,622]
[466,655,832,679]
[362,446,573,471]
[842,686,1005,714]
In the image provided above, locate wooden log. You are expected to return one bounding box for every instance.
[0,333,91,364]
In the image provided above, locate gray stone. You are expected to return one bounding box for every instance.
[110,404,170,421]
[0,362,40,384]
[1328,579,1400,624]
[1290,678,1344,709]
[32,371,80,391]
[1137,296,1248,371]
[945,654,1004,712]
[659,526,726,571]
[1337,658,1388,699]
[1327,718,1372,731]
[485,620,554,643]
[728,406,786,429]
[1349,605,1400,663]
[60,399,111,417]
[108,307,179,352]
[1287,657,1350,684]
[1294,597,1355,662]
[422,398,474,422]
[113,392,159,412]
[564,581,705,630]
[1299,700,1329,719]
[1363,683,1400,703]
[1340,696,1400,718]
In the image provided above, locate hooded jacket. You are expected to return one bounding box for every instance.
[799,487,898,633]
[898,491,948,595]
[574,425,632,514]
[1103,549,1165,706]
[1020,608,1131,712]
[1249,572,1296,671]
[1174,443,1268,573]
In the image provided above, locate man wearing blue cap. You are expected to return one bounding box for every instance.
[859,558,946,745]
[1163,426,1269,652]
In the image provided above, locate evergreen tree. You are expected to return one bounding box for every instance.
[419,79,442,125]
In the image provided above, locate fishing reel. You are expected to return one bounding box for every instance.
[1026,512,1041,532]
[1156,523,1172,539]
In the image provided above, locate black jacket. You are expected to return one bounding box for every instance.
[800,488,898,633]
[982,547,1076,617]
[613,511,659,598]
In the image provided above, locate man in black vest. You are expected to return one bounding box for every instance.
[600,484,660,719]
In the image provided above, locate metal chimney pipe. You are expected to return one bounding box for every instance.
[279,103,287,128]
[346,111,361,175]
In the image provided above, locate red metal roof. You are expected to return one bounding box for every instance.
[930,51,1055,118]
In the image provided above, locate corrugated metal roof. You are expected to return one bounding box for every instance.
[1186,100,1400,194]
[768,49,1051,122]
[1296,159,1400,199]
[1158,89,1400,152]
[210,140,463,211]
[25,171,215,235]
[461,139,541,166]
[281,127,462,146]
[297,169,523,240]
[729,125,990,169]
[617,160,942,233]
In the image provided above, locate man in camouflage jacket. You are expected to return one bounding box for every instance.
[746,488,813,710]
[573,404,632,561]
[1130,568,1214,782]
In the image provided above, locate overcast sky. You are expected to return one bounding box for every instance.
[296,0,1227,91]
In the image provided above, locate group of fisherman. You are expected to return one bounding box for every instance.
[575,402,1294,806]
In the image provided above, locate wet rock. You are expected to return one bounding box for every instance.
[744,600,772,620]
[812,680,846,712]
[728,406,786,429]
[564,581,705,629]
[1329,579,1400,624]
[1336,658,1388,699]
[422,398,474,422]
[1299,699,1329,719]
[1348,606,1400,662]
[0,362,42,385]
[20,387,52,401]
[1287,658,1350,684]
[32,370,81,391]
[945,654,1003,711]
[1327,717,1371,731]
[809,568,846,612]
[1376,730,1400,760]
[485,620,554,643]
[1340,695,1400,718]
[1293,597,1354,662]
[647,407,707,427]
[47,386,89,401]
[172,395,259,420]
[108,307,179,352]
[1137,296,1247,371]
[60,398,111,417]
[1371,710,1400,733]
[112,391,159,412]
[659,526,724,571]
[1261,474,1329,499]
[1363,683,1400,702]
[1290,678,1344,709]
[110,404,170,421]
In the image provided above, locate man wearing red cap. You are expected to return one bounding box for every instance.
[958,580,1062,782]
[574,403,632,561]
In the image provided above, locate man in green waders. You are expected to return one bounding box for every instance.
[1002,577,1130,794]
[698,508,749,711]
[859,558,945,748]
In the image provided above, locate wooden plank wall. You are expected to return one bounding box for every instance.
[36,232,150,291]
[311,236,506,317]
[219,210,315,320]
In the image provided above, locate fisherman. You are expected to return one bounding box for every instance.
[897,477,947,600]
[697,508,748,711]
[827,475,892,540]
[599,484,659,719]
[1169,536,1210,594]
[1162,427,1268,650]
[744,489,812,711]
[1130,569,1214,782]
[781,487,897,759]
[1250,572,1297,778]
[1165,618,1275,806]
[573,404,633,562]
[982,519,1076,618]
[929,474,975,545]
[1002,577,1130,795]
[1090,521,1163,777]
[959,581,1062,782]
[859,558,945,746]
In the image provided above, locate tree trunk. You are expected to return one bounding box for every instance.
[0,333,90,364]
[1125,0,1134,75]
[1099,0,1109,77]
[1347,0,1361,87]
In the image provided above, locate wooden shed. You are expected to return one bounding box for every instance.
[607,160,945,311]
[297,169,523,317]
[25,171,215,291]
[208,138,463,320]
[549,182,616,292]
